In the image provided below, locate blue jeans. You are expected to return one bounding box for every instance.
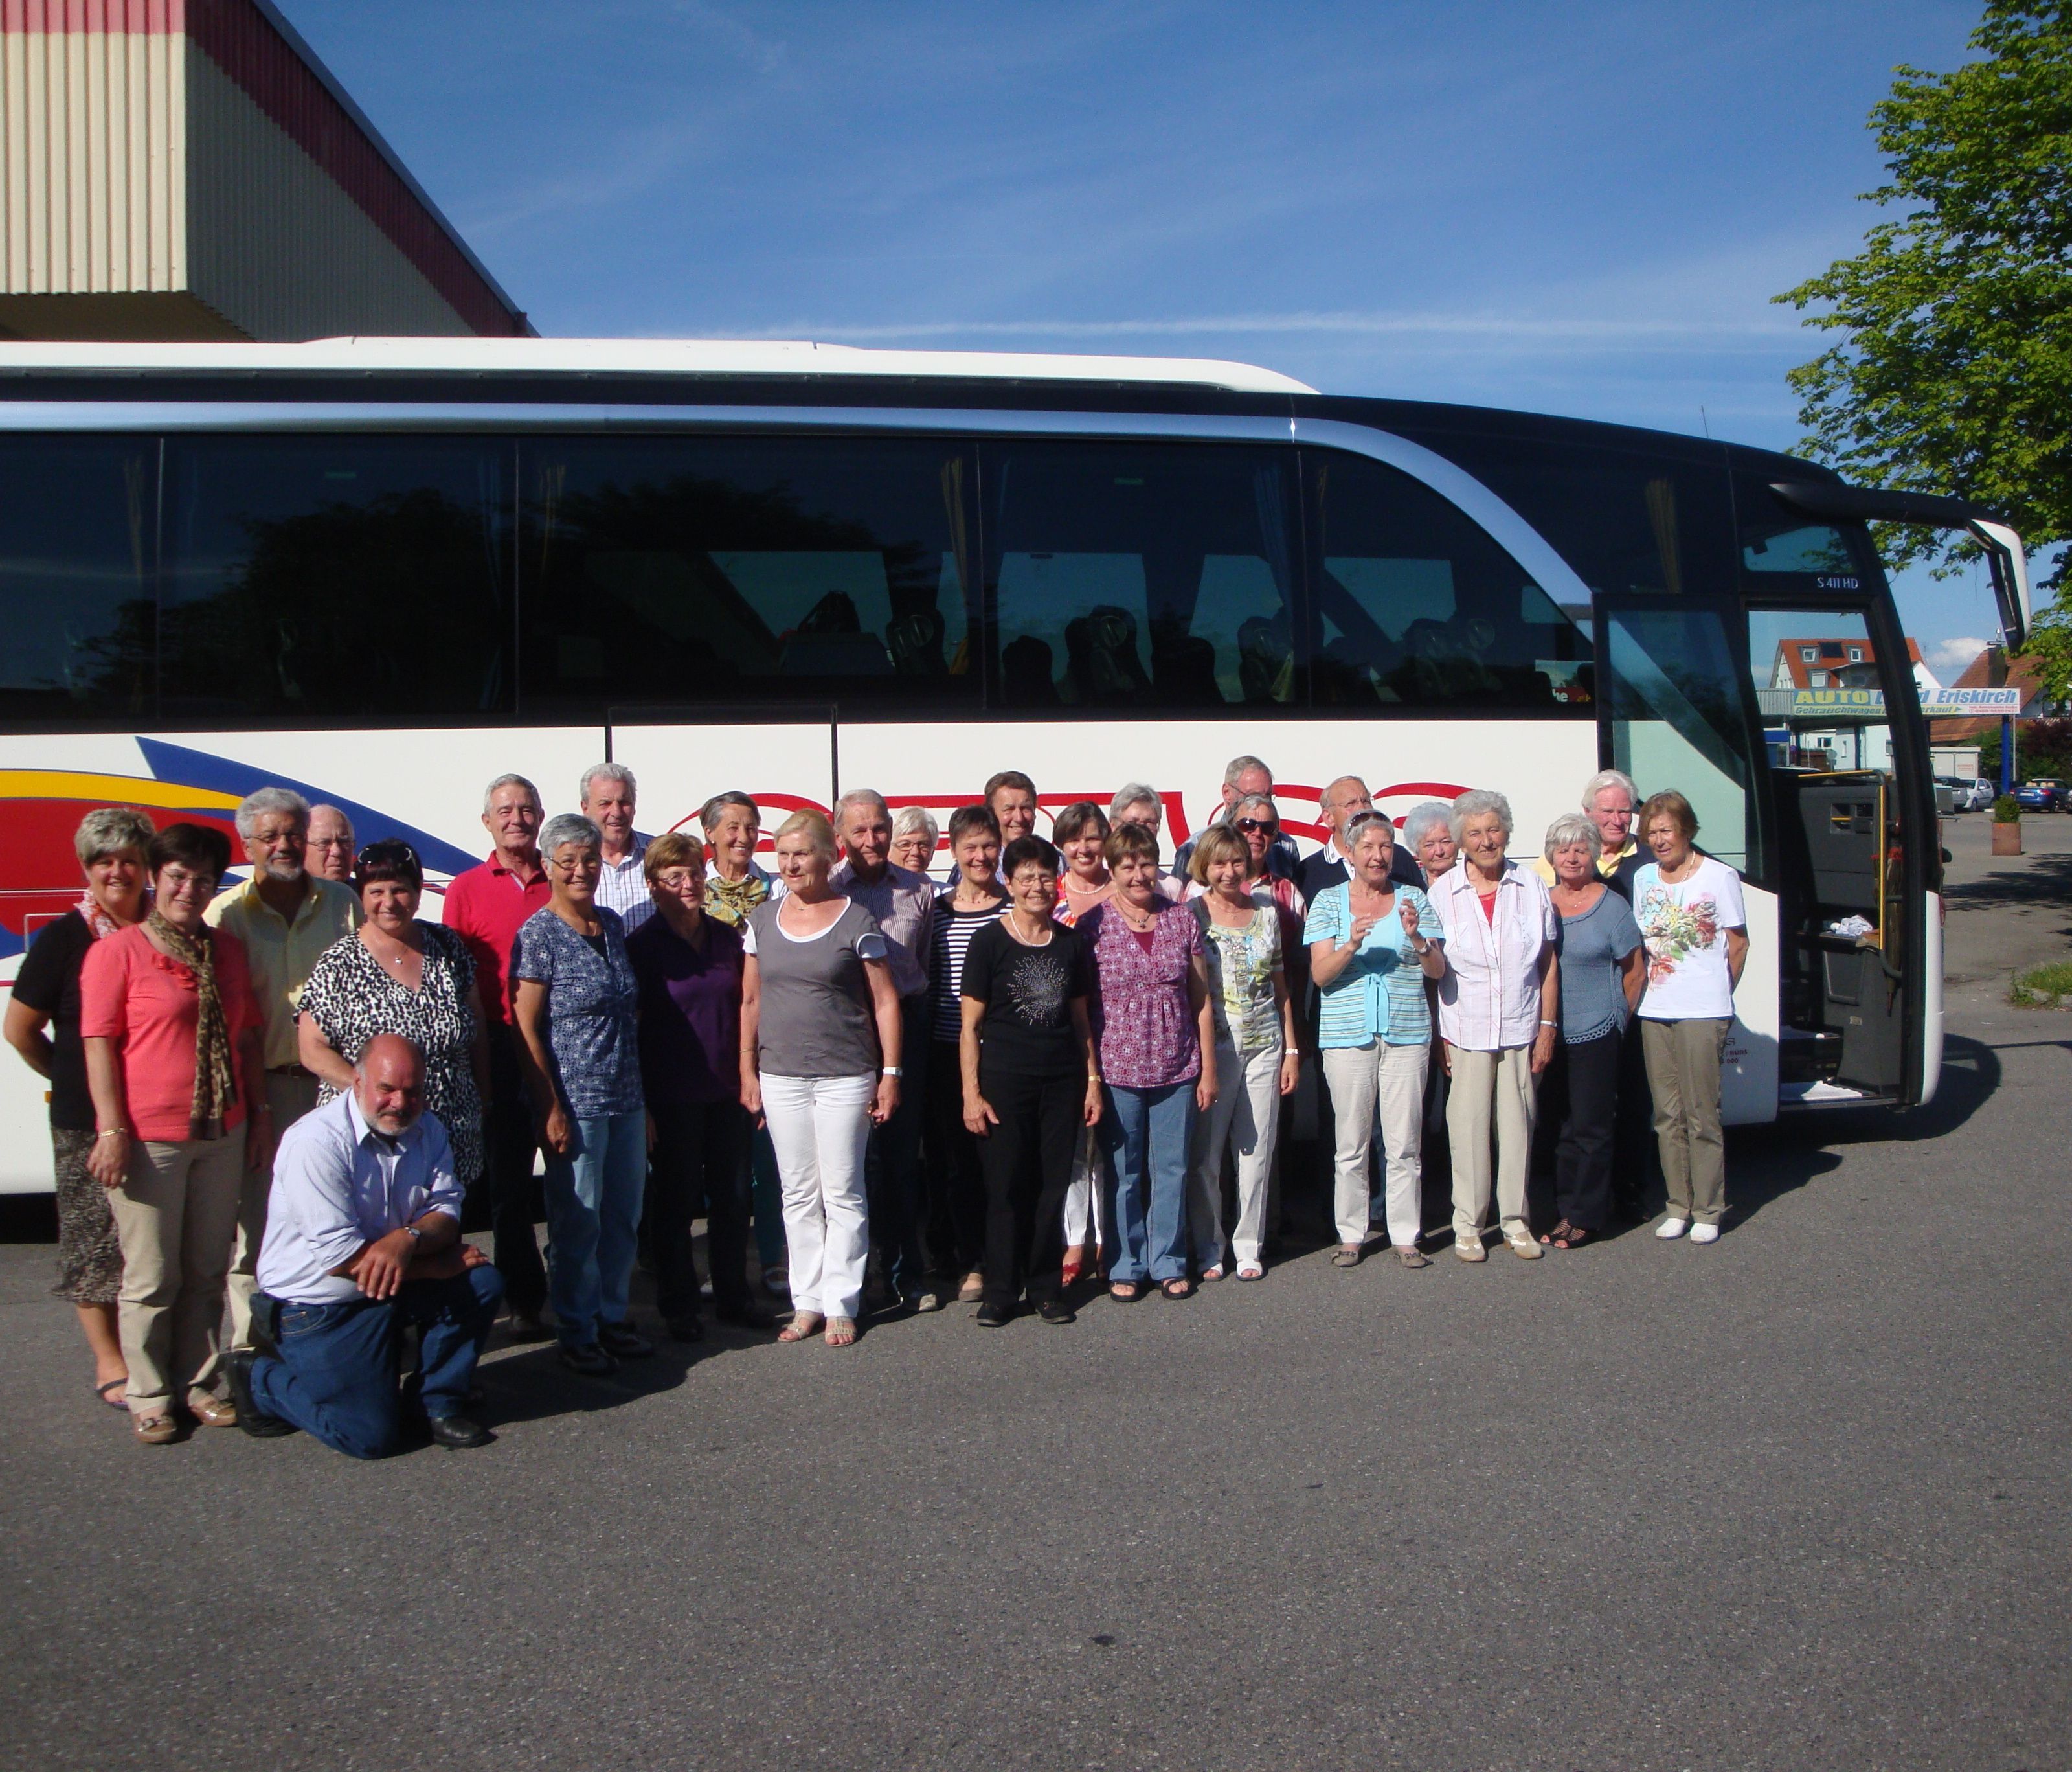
[542,1108,647,1348]
[1101,1082,1196,1284]
[865,995,930,1297]
[249,1266,504,1460]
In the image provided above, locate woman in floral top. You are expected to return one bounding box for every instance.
[1081,822,1216,1302]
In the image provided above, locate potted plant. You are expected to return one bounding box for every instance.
[1993,793,2023,856]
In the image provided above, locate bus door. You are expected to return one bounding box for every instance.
[1593,596,1777,1124]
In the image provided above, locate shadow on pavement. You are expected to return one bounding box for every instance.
[479,1323,773,1426]
[1943,851,2072,913]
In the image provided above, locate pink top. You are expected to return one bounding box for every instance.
[1082,898,1204,1090]
[78,924,263,1142]
[444,853,552,1025]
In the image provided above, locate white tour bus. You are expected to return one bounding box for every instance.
[0,337,2033,1190]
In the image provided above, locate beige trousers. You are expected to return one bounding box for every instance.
[109,1130,244,1412]
[229,1071,319,1350]
[1445,1043,1538,1244]
[1640,1017,1730,1224]
[1320,1038,1428,1248]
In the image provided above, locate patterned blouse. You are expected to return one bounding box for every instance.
[1081,898,1204,1091]
[1192,901,1283,1054]
[298,921,484,1183]
[511,905,644,1119]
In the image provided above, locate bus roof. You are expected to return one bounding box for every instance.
[0,336,1318,396]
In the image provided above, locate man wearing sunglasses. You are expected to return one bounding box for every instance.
[1173,755,1300,883]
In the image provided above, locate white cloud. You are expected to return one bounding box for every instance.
[1928,637,1991,679]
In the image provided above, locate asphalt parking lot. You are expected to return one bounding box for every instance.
[2,810,2067,1771]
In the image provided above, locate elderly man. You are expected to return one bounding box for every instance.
[207,786,362,1352]
[1530,769,1645,897]
[985,770,1039,845]
[1173,754,1300,881]
[230,1034,501,1457]
[831,787,938,1310]
[1296,775,1422,902]
[306,804,356,883]
[442,772,553,1334]
[580,761,655,934]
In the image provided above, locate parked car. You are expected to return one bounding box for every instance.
[1964,777,1998,811]
[1932,779,1958,815]
[1936,775,1988,812]
[2014,781,2062,813]
[2029,777,2069,809]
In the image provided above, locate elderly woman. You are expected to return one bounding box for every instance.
[741,809,902,1348]
[5,808,155,1408]
[1426,790,1558,1263]
[1632,790,1748,1245]
[1402,801,1459,885]
[1188,825,1301,1280]
[513,812,647,1376]
[890,805,941,877]
[80,823,269,1444]
[1305,811,1448,1269]
[1538,814,1645,1249]
[628,831,766,1338]
[1109,782,1164,842]
[1083,822,1216,1302]
[297,839,490,1189]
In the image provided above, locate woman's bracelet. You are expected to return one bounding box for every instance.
[95,1128,126,1141]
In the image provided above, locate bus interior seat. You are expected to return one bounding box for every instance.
[1151,632,1222,705]
[1064,605,1151,702]
[1000,634,1060,705]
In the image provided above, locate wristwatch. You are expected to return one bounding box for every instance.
[404,1226,423,1245]
[882,1066,904,1078]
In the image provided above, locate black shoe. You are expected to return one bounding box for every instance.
[974,1301,1013,1328]
[666,1315,706,1344]
[227,1348,295,1439]
[598,1319,655,1359]
[559,1341,618,1377]
[712,1299,772,1330]
[1037,1299,1076,1326]
[428,1414,493,1449]
[504,1305,552,1343]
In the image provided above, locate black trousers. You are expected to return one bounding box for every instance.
[1551,1030,1622,1232]
[648,1098,753,1321]
[925,1039,987,1275]
[478,1027,548,1315]
[1611,1017,1660,1217]
[976,1063,1081,1309]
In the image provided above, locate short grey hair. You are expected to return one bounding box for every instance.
[1110,782,1160,825]
[1544,812,1603,862]
[699,791,760,835]
[1228,793,1278,825]
[1581,769,1639,813]
[234,786,310,839]
[483,773,541,815]
[578,761,636,805]
[1401,801,1453,850]
[834,788,891,824]
[891,804,938,845]
[1223,754,1272,789]
[1345,810,1395,852]
[1449,789,1514,843]
[540,812,603,858]
[74,806,155,868]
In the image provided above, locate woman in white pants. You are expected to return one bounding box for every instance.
[1186,826,1300,1280]
[740,810,902,1348]
[1304,813,1448,1269]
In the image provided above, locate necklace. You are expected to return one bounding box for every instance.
[1115,896,1156,930]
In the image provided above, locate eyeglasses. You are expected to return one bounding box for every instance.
[1234,818,1277,835]
[652,870,704,891]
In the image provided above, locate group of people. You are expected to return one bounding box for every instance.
[6,750,1748,1459]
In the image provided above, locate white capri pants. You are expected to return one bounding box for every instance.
[759,1071,875,1321]
[1189,1038,1284,1267]
[1063,1129,1106,1251]
[1320,1038,1428,1249]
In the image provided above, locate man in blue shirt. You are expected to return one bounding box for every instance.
[229,1033,503,1457]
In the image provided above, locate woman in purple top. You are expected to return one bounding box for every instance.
[627,832,769,1341]
[1082,822,1217,1301]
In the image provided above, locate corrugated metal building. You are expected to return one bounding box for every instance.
[0,0,528,339]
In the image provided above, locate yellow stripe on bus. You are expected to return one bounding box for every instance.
[0,770,243,811]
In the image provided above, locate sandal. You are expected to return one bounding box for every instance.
[1061,1245,1085,1288]
[1235,1261,1265,1281]
[1553,1223,1595,1249]
[95,1378,129,1411]
[1331,1245,1362,1268]
[778,1311,824,1343]
[189,1394,238,1428]
[132,1412,178,1446]
[1538,1220,1573,1247]
[1200,1265,1225,1282]
[1160,1278,1193,1301]
[824,1317,859,1348]
[1108,1281,1143,1304]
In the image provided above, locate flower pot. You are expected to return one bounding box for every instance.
[1992,820,2023,856]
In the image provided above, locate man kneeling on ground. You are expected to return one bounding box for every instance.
[229,1032,502,1456]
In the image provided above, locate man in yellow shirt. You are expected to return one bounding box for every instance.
[1529,769,1644,898]
[206,787,362,1350]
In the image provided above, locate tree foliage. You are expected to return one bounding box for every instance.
[1775,3,2072,611]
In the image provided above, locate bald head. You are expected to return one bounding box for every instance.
[306,804,355,881]
[354,1033,427,1136]
[1320,775,1373,850]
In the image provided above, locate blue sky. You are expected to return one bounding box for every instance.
[284,0,2005,674]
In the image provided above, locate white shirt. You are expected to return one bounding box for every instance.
[1428,860,1558,1051]
[255,1091,462,1305]
[593,832,654,933]
[1632,856,1746,1021]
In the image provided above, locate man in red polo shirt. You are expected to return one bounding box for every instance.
[444,772,553,1335]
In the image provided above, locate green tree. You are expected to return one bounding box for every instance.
[1775,2,2072,679]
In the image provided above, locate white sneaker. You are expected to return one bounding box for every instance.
[1655,1216,1689,1240]
[1689,1222,1720,1245]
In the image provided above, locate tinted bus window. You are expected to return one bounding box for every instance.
[0,435,155,726]
[1734,473,1871,590]
[161,436,512,723]
[982,441,1300,709]
[523,437,975,716]
[1307,449,1592,709]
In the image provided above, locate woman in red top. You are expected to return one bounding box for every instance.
[81,823,268,1446]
